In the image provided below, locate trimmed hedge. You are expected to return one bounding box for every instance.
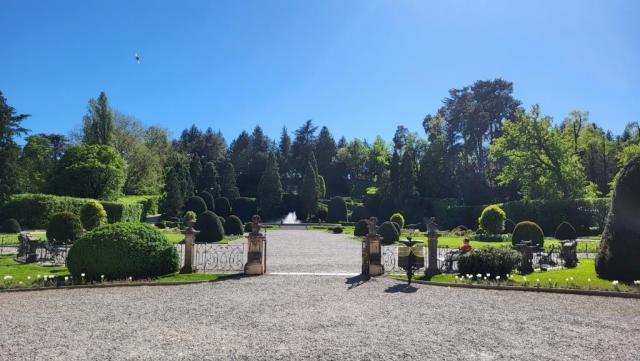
[457,246,521,279]
[215,197,232,218]
[184,196,208,215]
[350,205,370,222]
[354,219,369,236]
[198,191,215,213]
[232,197,257,222]
[511,221,544,248]
[101,201,144,223]
[379,221,399,244]
[195,211,225,243]
[1,218,21,233]
[390,213,405,229]
[327,197,348,223]
[80,201,108,231]
[46,212,84,245]
[66,223,179,280]
[225,215,243,235]
[554,221,577,241]
[478,204,506,235]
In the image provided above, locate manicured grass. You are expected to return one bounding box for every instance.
[0,255,69,287]
[158,229,243,244]
[158,273,233,283]
[391,259,639,293]
[0,232,46,246]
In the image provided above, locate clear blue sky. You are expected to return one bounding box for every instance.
[2,0,639,143]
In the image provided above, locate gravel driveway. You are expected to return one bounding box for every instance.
[1,274,639,360]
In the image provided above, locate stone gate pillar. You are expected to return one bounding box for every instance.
[425,217,440,277]
[363,217,384,277]
[245,215,266,275]
[180,221,199,274]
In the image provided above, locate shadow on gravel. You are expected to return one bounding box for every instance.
[384,283,418,294]
[345,274,369,290]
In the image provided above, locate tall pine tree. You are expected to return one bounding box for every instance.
[300,161,319,220]
[0,91,29,201]
[257,153,283,219]
[199,161,220,197]
[82,92,114,145]
[219,161,240,199]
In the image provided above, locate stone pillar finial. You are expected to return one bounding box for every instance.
[367,217,378,235]
[251,214,262,234]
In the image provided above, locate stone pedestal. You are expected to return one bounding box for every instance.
[244,215,266,275]
[362,217,384,277]
[180,225,199,274]
[514,242,534,274]
[424,218,440,277]
[560,240,578,268]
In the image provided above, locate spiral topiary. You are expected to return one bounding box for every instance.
[46,212,84,245]
[80,201,108,231]
[554,221,577,241]
[511,221,544,248]
[390,213,405,229]
[478,204,506,235]
[195,211,225,243]
[379,221,399,244]
[225,215,244,235]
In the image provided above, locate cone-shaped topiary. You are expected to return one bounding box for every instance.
[1,218,21,233]
[554,221,577,241]
[195,211,225,243]
[66,222,178,280]
[47,212,84,245]
[215,197,232,218]
[511,221,544,248]
[225,215,243,235]
[354,219,369,236]
[350,205,370,222]
[596,155,640,280]
[327,197,347,223]
[184,196,207,215]
[80,201,108,231]
[198,191,215,213]
[478,204,506,235]
[379,221,399,244]
[390,213,405,229]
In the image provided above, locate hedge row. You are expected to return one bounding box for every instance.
[0,193,160,229]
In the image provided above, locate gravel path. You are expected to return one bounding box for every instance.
[264,230,361,273]
[1,275,639,360]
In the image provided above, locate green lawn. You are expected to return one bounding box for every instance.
[0,232,46,246]
[0,255,69,287]
[158,229,243,244]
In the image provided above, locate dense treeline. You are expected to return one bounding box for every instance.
[1,78,639,222]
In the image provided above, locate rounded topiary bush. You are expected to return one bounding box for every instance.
[225,215,243,235]
[66,222,179,280]
[232,197,257,222]
[332,226,343,234]
[195,211,225,243]
[350,205,370,222]
[554,221,577,241]
[1,218,21,233]
[511,221,544,248]
[184,196,207,215]
[198,191,215,213]
[457,246,521,279]
[354,219,369,236]
[327,197,347,223]
[390,213,405,229]
[505,219,516,234]
[46,212,84,245]
[80,201,108,231]
[215,197,232,218]
[379,221,399,244]
[478,204,506,235]
[155,222,166,229]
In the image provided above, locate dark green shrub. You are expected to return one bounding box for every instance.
[316,208,328,222]
[66,223,179,279]
[350,205,370,222]
[327,197,348,222]
[354,219,369,236]
[554,221,577,241]
[232,197,257,222]
[155,222,166,229]
[80,201,108,231]
[596,155,640,280]
[472,234,509,242]
[511,221,544,248]
[332,226,343,234]
[218,216,226,227]
[46,212,84,245]
[198,191,215,212]
[1,218,21,233]
[244,222,252,233]
[390,213,405,229]
[379,221,399,244]
[225,215,243,235]
[195,211,225,243]
[215,197,231,218]
[101,201,144,222]
[478,204,506,235]
[391,221,401,234]
[184,196,207,215]
[457,247,521,278]
[505,219,516,234]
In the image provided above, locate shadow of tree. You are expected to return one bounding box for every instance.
[345,274,369,290]
[384,283,418,293]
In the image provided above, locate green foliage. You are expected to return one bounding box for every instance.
[198,191,215,212]
[300,161,319,220]
[390,213,405,229]
[554,222,577,241]
[257,153,283,220]
[224,215,243,235]
[184,196,207,215]
[219,161,240,199]
[183,211,197,223]
[66,223,179,279]
[199,162,220,196]
[350,205,370,222]
[195,211,225,243]
[354,219,369,236]
[232,197,257,222]
[160,157,193,218]
[596,155,640,280]
[457,247,521,279]
[79,201,107,231]
[0,91,29,202]
[1,218,21,233]
[81,92,114,145]
[478,205,506,235]
[511,221,544,248]
[100,201,144,223]
[318,175,326,199]
[215,197,232,218]
[332,226,343,234]
[327,197,347,223]
[49,144,125,200]
[46,212,84,245]
[379,221,399,244]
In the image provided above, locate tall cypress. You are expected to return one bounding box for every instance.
[301,161,319,220]
[257,153,283,219]
[220,161,240,199]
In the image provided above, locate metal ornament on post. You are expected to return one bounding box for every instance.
[180,219,200,274]
[424,217,441,277]
[397,233,425,284]
[245,215,266,275]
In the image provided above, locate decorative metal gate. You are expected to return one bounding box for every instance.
[177,243,245,272]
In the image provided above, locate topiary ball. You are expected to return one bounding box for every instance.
[66,222,179,280]
[198,191,215,212]
[327,197,347,223]
[511,221,544,248]
[215,197,232,218]
[354,219,369,236]
[80,201,108,231]
[232,197,257,222]
[332,226,343,234]
[225,215,243,235]
[1,218,21,233]
[195,211,225,243]
[554,221,577,241]
[390,213,405,229]
[478,204,506,235]
[350,205,370,222]
[379,221,399,244]
[391,221,401,234]
[184,196,207,215]
[47,212,84,245]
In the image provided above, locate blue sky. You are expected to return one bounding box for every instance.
[2,0,639,143]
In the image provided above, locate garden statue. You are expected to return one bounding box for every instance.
[245,215,266,275]
[424,217,440,277]
[16,233,39,263]
[180,212,200,274]
[560,241,578,268]
[513,241,535,274]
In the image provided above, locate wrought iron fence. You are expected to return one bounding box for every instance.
[177,243,245,273]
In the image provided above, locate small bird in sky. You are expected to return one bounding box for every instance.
[135,53,141,64]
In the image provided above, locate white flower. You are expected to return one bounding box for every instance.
[19,281,23,285]
[3,275,12,281]
[27,276,31,280]
[523,276,527,282]
[536,278,540,283]
[612,280,619,285]
[101,275,105,279]
[587,278,591,282]
[476,273,481,278]
[496,276,501,280]
[37,274,41,279]
[565,278,569,282]
[634,280,640,285]
[486,273,490,277]
[64,276,69,281]
[128,276,132,281]
[81,273,85,277]
[483,277,487,280]
[43,275,48,280]
[569,277,574,281]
